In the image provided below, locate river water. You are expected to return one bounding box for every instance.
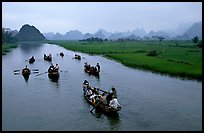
[2,43,202,131]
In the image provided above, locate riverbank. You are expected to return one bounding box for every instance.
[48,40,202,80]
[2,43,18,55]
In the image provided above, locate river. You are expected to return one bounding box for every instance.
[2,43,202,131]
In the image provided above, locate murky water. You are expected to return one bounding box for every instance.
[2,43,202,131]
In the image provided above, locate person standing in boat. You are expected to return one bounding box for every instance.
[54,64,59,71]
[95,63,100,72]
[83,80,89,91]
[49,63,54,70]
[48,53,52,58]
[24,65,29,71]
[110,86,117,98]
[106,92,113,105]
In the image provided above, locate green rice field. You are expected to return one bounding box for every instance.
[49,40,202,80]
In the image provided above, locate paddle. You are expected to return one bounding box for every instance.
[36,71,48,76]
[14,69,38,72]
[14,72,21,75]
[32,69,39,71]
[97,88,108,94]
[90,100,102,113]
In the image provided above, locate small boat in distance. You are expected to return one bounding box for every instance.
[48,64,59,80]
[74,54,81,60]
[29,56,35,64]
[60,52,64,57]
[84,62,100,76]
[44,54,52,61]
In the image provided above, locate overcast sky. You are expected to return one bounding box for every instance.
[2,2,202,34]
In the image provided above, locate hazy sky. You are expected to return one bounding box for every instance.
[2,2,202,34]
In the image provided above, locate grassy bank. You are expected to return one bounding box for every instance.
[48,40,202,80]
[2,43,18,55]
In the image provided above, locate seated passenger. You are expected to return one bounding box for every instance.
[109,97,121,109]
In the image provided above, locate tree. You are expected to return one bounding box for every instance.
[192,36,199,44]
[157,36,164,42]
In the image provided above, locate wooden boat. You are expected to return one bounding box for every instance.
[29,58,35,64]
[84,64,100,76]
[83,86,121,114]
[74,54,81,60]
[44,54,52,61]
[22,68,31,78]
[84,68,99,76]
[60,52,64,57]
[48,68,59,79]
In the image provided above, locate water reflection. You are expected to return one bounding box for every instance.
[23,75,29,82]
[19,43,43,54]
[84,71,100,81]
[93,109,121,131]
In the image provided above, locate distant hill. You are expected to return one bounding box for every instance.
[15,24,46,42]
[42,21,202,41]
[179,21,202,40]
[184,21,202,40]
[64,30,83,40]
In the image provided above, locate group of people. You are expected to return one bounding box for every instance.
[83,80,121,109]
[44,53,52,58]
[48,63,59,72]
[75,54,81,60]
[84,62,100,73]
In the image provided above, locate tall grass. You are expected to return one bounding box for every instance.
[2,43,18,55]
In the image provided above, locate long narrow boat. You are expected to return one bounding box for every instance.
[84,68,100,76]
[29,58,35,64]
[83,86,121,114]
[60,52,64,57]
[44,54,52,61]
[22,68,31,78]
[74,54,81,60]
[48,68,59,80]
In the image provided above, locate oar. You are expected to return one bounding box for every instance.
[32,71,39,73]
[14,70,21,72]
[14,72,21,75]
[32,69,39,71]
[90,100,102,113]
[36,71,48,76]
[97,88,108,94]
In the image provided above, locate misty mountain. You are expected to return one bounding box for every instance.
[147,30,171,40]
[42,21,202,41]
[95,29,112,38]
[83,33,94,39]
[179,21,202,40]
[108,32,123,40]
[43,32,55,40]
[126,34,142,40]
[93,30,106,39]
[64,30,83,40]
[51,33,65,40]
[15,24,46,42]
[123,28,147,38]
[176,22,194,35]
[184,21,202,39]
